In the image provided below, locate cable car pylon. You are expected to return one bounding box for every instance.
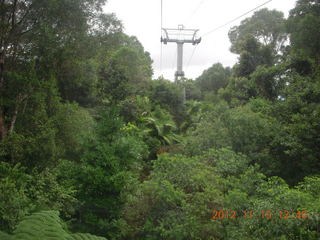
[161,25,201,103]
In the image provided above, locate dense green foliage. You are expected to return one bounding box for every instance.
[0,0,319,239]
[122,151,320,240]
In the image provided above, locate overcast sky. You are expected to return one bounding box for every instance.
[103,0,296,80]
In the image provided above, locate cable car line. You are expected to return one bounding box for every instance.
[185,0,207,26]
[160,0,163,74]
[186,0,273,74]
[201,0,273,37]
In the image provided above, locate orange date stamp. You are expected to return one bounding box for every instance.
[211,210,309,220]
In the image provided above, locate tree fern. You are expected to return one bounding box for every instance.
[68,233,107,240]
[14,211,68,240]
[0,231,14,240]
[2,211,107,240]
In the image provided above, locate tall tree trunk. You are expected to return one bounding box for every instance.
[0,108,6,139]
[0,50,6,139]
[0,49,7,140]
[0,50,4,90]
[9,94,27,134]
[9,106,18,134]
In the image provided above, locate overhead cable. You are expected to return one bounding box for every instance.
[201,0,273,37]
[185,0,207,25]
[185,0,273,70]
[160,0,163,74]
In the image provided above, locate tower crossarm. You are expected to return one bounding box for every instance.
[161,27,201,45]
[160,25,201,81]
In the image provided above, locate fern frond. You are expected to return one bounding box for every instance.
[0,231,14,240]
[14,211,69,240]
[6,211,108,240]
[68,233,107,240]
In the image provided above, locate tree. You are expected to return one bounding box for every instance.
[98,40,153,103]
[287,0,320,63]
[0,162,76,233]
[148,78,183,111]
[56,13,124,106]
[196,63,231,96]
[183,102,279,174]
[222,9,288,103]
[148,78,185,125]
[122,154,224,240]
[0,0,106,139]
[249,64,286,100]
[58,107,148,238]
[122,149,320,239]
[234,36,274,77]
[183,78,202,101]
[229,8,287,55]
[139,105,181,146]
[220,36,277,103]
[270,72,320,184]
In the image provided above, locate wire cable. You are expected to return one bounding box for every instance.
[185,0,207,26]
[185,0,272,76]
[186,45,198,73]
[201,0,272,37]
[160,0,163,74]
[172,49,177,73]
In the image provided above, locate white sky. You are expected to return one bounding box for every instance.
[103,0,296,80]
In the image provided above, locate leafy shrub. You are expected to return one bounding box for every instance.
[0,162,76,233]
[122,154,224,240]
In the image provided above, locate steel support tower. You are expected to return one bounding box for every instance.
[161,25,201,103]
[161,25,201,80]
